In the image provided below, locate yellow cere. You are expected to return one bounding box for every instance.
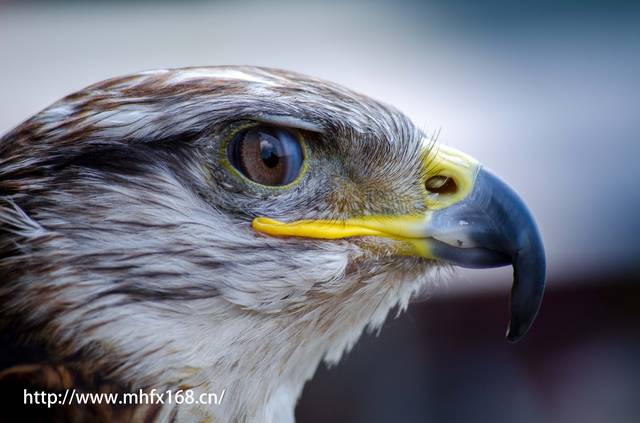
[422,143,480,210]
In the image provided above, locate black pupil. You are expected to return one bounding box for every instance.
[259,136,280,168]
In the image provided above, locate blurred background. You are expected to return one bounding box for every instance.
[1,0,639,422]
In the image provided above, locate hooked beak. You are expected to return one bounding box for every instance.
[252,145,546,342]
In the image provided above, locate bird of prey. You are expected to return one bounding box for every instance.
[0,67,545,422]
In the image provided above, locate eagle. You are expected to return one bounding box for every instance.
[0,67,545,422]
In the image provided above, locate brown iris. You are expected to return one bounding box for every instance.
[227,125,304,186]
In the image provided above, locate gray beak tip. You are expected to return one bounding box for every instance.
[506,321,530,343]
[506,329,521,343]
[433,168,547,343]
[421,164,548,343]
[505,244,547,343]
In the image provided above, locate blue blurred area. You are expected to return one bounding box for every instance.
[1,1,639,422]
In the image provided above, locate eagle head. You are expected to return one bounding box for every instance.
[0,67,545,422]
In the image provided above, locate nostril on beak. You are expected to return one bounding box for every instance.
[425,175,458,195]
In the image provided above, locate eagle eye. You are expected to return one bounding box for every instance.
[226,125,305,186]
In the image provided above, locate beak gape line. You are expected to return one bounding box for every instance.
[252,145,546,342]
